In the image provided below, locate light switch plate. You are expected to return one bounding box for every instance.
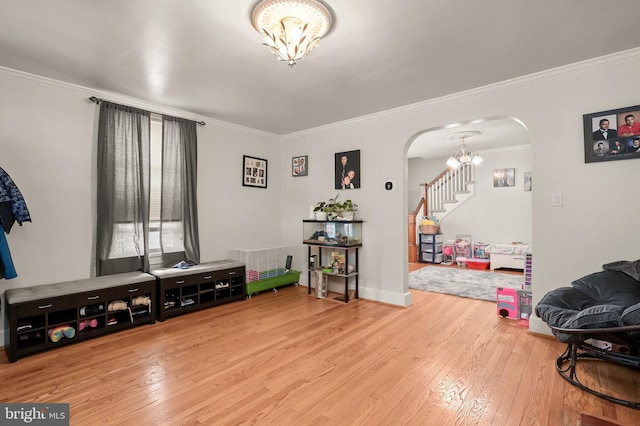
[552,192,562,207]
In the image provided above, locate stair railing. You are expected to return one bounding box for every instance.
[423,163,474,215]
[408,163,475,262]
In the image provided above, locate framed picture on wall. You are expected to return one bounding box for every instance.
[292,155,308,177]
[583,104,640,163]
[335,149,360,189]
[493,168,515,187]
[242,155,268,188]
[524,172,532,191]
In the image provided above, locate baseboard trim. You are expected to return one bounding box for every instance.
[528,316,552,336]
[359,287,412,307]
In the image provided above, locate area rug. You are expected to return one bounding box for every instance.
[408,266,523,302]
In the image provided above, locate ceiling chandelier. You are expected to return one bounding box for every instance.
[251,0,333,67]
[446,131,483,168]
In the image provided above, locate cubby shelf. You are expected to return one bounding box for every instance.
[151,260,246,322]
[5,272,156,363]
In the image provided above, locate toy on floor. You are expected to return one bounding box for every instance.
[454,234,472,266]
[497,287,518,319]
[517,289,532,326]
[48,325,76,342]
[473,243,490,259]
[442,242,455,265]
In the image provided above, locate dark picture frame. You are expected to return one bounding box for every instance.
[242,155,268,188]
[292,155,308,177]
[335,149,361,190]
[583,104,640,163]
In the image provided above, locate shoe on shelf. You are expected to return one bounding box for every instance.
[79,318,98,331]
[48,325,76,342]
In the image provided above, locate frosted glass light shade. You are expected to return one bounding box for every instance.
[252,0,333,66]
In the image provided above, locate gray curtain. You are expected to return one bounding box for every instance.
[160,116,200,266]
[96,102,151,275]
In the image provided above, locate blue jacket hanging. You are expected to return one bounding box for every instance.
[0,166,31,234]
[0,228,17,279]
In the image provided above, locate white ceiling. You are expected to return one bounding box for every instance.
[1,0,639,146]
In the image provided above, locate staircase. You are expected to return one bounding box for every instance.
[408,163,476,262]
[424,162,476,219]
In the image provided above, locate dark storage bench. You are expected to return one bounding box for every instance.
[4,272,156,363]
[151,259,246,321]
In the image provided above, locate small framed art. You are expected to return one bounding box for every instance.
[524,172,532,191]
[242,155,268,188]
[292,155,308,177]
[493,168,515,187]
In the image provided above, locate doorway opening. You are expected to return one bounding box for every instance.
[405,116,531,278]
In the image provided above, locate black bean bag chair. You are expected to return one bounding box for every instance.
[535,259,640,409]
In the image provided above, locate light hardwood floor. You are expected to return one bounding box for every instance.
[2,284,640,425]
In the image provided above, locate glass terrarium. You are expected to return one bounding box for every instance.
[303,220,363,247]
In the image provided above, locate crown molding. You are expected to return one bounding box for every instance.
[3,46,639,140]
[284,47,640,138]
[0,65,276,138]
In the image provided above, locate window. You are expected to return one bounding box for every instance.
[96,102,200,276]
[149,114,162,255]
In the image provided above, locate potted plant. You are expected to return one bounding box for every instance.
[324,195,340,220]
[313,194,344,220]
[339,199,358,219]
[313,201,328,220]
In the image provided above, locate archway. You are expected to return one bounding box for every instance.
[404,116,531,277]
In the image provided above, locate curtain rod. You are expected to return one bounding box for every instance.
[89,96,206,126]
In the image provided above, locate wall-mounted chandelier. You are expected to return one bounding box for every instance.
[446,131,483,168]
[251,0,333,67]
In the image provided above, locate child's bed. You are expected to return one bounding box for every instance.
[486,243,532,270]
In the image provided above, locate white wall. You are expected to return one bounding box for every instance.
[407,145,532,245]
[281,49,640,335]
[0,68,282,343]
[407,156,445,211]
